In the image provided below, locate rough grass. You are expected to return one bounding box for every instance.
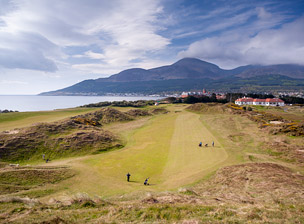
[0,108,136,163]
[187,102,228,113]
[0,169,74,186]
[1,201,304,223]
[193,162,304,204]
[0,108,99,132]
[0,167,75,195]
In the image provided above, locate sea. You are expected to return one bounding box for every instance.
[0,95,161,112]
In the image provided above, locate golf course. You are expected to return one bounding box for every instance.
[48,106,228,197]
[1,103,304,223]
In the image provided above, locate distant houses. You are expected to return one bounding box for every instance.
[181,91,210,98]
[235,97,285,106]
[180,89,224,98]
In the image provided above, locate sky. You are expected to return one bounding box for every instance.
[0,0,303,94]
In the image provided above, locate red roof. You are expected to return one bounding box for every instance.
[253,99,265,102]
[265,98,284,103]
[236,98,284,103]
[235,97,253,102]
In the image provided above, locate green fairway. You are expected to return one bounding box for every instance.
[58,108,228,197]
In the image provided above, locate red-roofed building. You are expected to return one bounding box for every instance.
[253,98,266,106]
[235,97,254,105]
[235,97,284,106]
[265,98,285,106]
[181,92,190,98]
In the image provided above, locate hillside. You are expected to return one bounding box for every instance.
[40,58,304,95]
[0,107,150,162]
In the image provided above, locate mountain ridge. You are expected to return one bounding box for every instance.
[40,58,304,95]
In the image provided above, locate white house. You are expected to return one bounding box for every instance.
[235,97,254,105]
[252,99,267,106]
[235,97,285,106]
[264,98,285,106]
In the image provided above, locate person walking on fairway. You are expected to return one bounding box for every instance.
[126,172,131,182]
[212,141,214,147]
[144,178,149,185]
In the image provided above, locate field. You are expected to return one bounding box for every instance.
[0,103,304,223]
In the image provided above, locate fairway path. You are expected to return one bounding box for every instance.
[161,112,227,187]
[56,109,228,197]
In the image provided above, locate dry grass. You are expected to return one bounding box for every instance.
[193,162,304,204]
[0,196,40,205]
[0,166,75,195]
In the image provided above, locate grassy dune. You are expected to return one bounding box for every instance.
[0,107,99,132]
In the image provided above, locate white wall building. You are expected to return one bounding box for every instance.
[235,97,285,106]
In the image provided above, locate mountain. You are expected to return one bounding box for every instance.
[237,64,304,79]
[40,58,304,95]
[97,58,230,83]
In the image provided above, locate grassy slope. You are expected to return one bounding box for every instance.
[198,109,304,174]
[1,104,304,223]
[0,108,99,132]
[50,106,228,198]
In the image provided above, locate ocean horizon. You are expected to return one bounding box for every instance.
[0,95,161,112]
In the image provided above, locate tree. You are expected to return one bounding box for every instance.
[211,93,217,102]
[184,96,199,104]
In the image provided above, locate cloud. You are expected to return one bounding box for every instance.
[79,0,170,68]
[0,48,58,71]
[0,0,170,73]
[0,31,60,71]
[202,10,255,34]
[0,80,28,84]
[178,16,304,69]
[84,51,105,60]
[72,57,173,76]
[72,51,105,60]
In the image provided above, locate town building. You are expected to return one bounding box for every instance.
[235,97,285,106]
[216,94,226,100]
[180,90,212,98]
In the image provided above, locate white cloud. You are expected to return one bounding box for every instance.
[72,58,173,76]
[0,80,28,84]
[202,10,256,34]
[0,0,170,74]
[84,51,105,60]
[257,7,272,19]
[178,16,304,69]
[0,30,60,71]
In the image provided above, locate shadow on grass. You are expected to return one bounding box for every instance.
[127,180,139,183]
